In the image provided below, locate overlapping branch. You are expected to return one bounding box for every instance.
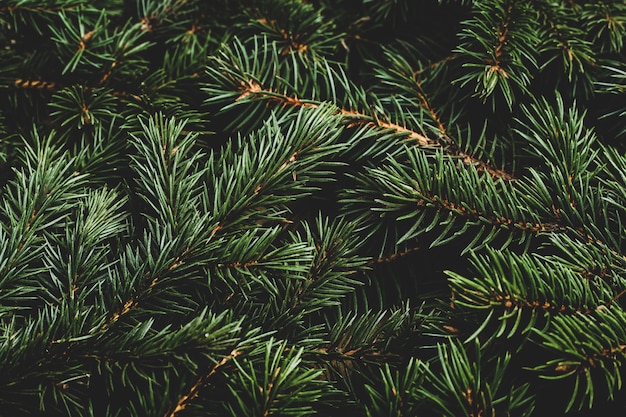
[233,80,514,180]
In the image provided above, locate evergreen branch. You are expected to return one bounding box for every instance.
[447,246,622,341]
[362,358,426,417]
[323,306,417,364]
[547,234,626,288]
[413,54,458,77]
[414,89,447,135]
[454,0,538,107]
[231,78,435,146]
[168,348,242,417]
[243,0,343,59]
[98,60,117,84]
[283,216,367,314]
[233,82,512,180]
[137,0,192,33]
[129,113,206,229]
[371,44,456,137]
[221,339,327,417]
[257,16,310,55]
[100,236,200,329]
[205,227,314,305]
[491,3,514,72]
[532,1,576,56]
[12,78,59,90]
[513,95,624,253]
[367,245,422,266]
[205,36,514,180]
[342,148,561,256]
[0,134,88,309]
[342,109,436,147]
[422,339,535,416]
[530,306,626,412]
[581,3,626,53]
[530,0,596,83]
[371,46,514,179]
[41,187,127,305]
[372,45,454,137]
[199,103,344,235]
[104,106,345,327]
[7,79,143,105]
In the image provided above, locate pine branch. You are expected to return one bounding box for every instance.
[232,79,513,180]
[367,245,421,266]
[530,306,626,412]
[168,348,242,417]
[205,36,514,180]
[12,78,59,90]
[454,0,538,107]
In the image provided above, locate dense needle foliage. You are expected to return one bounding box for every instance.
[0,1,625,416]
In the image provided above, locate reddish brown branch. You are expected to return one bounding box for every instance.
[234,81,513,181]
[413,54,457,77]
[99,60,117,84]
[416,91,448,134]
[486,3,514,78]
[219,260,259,269]
[1,5,79,12]
[102,248,191,330]
[609,289,626,306]
[495,294,593,315]
[167,349,242,417]
[13,79,58,90]
[599,343,626,359]
[77,30,94,52]
[342,109,437,147]
[367,245,421,266]
[458,152,514,180]
[421,195,565,233]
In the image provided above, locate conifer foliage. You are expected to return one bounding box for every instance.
[1,1,625,416]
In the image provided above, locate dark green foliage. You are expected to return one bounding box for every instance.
[0,1,625,416]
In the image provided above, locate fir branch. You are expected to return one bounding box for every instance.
[367,245,421,266]
[12,78,58,90]
[167,348,242,417]
[206,36,514,180]
[454,0,538,107]
[343,148,562,256]
[100,240,196,329]
[243,0,343,59]
[489,2,514,75]
[413,54,458,77]
[414,89,447,135]
[233,81,513,180]
[530,306,626,412]
[530,0,597,86]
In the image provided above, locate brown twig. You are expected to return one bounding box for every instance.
[101,248,191,330]
[485,3,514,78]
[13,79,58,90]
[77,30,94,52]
[529,0,595,66]
[167,349,242,417]
[367,245,421,265]
[0,5,80,12]
[413,54,457,77]
[413,194,566,234]
[234,81,514,181]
